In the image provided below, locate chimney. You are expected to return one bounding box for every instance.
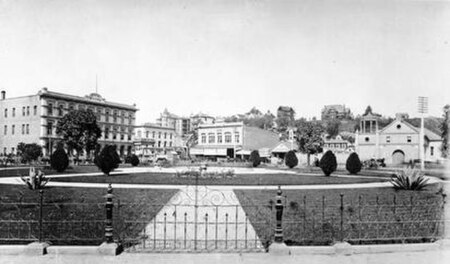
[1,91,5,100]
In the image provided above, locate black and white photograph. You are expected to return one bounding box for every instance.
[0,0,449,263]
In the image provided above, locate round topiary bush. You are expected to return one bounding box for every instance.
[95,145,121,176]
[285,150,298,168]
[249,150,261,167]
[319,150,337,176]
[346,152,362,174]
[50,146,69,173]
[130,154,140,167]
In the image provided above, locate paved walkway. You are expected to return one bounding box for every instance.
[129,185,264,252]
[1,249,450,264]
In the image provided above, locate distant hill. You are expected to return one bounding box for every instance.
[406,117,443,136]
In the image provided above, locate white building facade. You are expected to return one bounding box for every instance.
[0,88,138,157]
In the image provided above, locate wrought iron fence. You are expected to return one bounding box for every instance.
[0,187,446,252]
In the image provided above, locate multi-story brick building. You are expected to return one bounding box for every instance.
[0,88,138,157]
[133,123,176,157]
[321,104,353,121]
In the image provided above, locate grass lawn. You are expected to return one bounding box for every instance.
[0,184,178,245]
[0,165,102,178]
[50,172,390,186]
[235,183,445,248]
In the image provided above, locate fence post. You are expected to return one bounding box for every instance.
[98,184,120,255]
[105,184,114,243]
[274,186,284,243]
[340,193,344,242]
[39,189,44,243]
[269,186,290,255]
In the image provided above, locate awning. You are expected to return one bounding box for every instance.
[236,150,251,155]
[190,148,227,156]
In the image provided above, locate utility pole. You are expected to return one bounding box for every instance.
[418,96,428,171]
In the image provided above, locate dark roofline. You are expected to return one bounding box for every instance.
[38,89,138,111]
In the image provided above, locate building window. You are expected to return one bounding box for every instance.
[21,124,25,135]
[152,131,156,138]
[158,132,161,138]
[69,104,75,111]
[33,105,37,115]
[4,109,7,118]
[78,104,85,111]
[431,146,434,156]
[164,132,167,139]
[407,136,411,143]
[47,121,53,135]
[105,110,110,122]
[105,127,110,139]
[201,133,206,143]
[386,136,390,143]
[217,133,222,143]
[158,141,161,148]
[26,124,29,134]
[120,134,124,140]
[27,106,30,116]
[58,105,64,116]
[365,137,369,142]
[170,133,173,140]
[164,142,167,147]
[22,106,26,116]
[146,131,149,138]
[208,133,215,143]
[235,132,240,143]
[4,125,7,135]
[47,103,53,116]
[137,130,142,138]
[11,125,15,135]
[170,142,172,147]
[12,108,15,117]
[225,132,232,143]
[113,110,117,123]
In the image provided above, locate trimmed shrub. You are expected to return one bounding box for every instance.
[50,146,69,173]
[130,154,140,167]
[95,145,121,176]
[249,150,261,167]
[319,150,337,176]
[285,150,298,168]
[346,152,362,174]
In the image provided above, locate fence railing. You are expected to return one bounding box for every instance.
[0,186,446,251]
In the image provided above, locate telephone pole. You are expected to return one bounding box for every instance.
[418,96,428,171]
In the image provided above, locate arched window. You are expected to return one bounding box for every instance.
[225,132,232,143]
[201,133,207,144]
[208,133,215,143]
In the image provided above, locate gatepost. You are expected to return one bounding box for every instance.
[98,184,120,255]
[269,186,290,255]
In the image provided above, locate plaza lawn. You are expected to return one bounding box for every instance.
[0,184,178,245]
[0,165,102,178]
[51,172,390,186]
[235,183,445,248]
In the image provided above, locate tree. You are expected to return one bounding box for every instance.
[95,145,121,176]
[249,150,261,167]
[319,150,337,176]
[441,105,450,158]
[295,121,324,166]
[346,152,362,174]
[50,144,69,172]
[130,154,140,167]
[325,120,341,138]
[285,150,298,168]
[56,109,102,159]
[185,129,198,160]
[17,143,42,164]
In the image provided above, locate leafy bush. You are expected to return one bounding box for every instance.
[390,168,429,190]
[95,145,121,176]
[346,152,362,174]
[319,150,337,176]
[285,150,298,168]
[17,143,42,164]
[130,154,140,167]
[50,145,69,173]
[249,150,261,167]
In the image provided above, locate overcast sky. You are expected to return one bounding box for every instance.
[1,0,449,124]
